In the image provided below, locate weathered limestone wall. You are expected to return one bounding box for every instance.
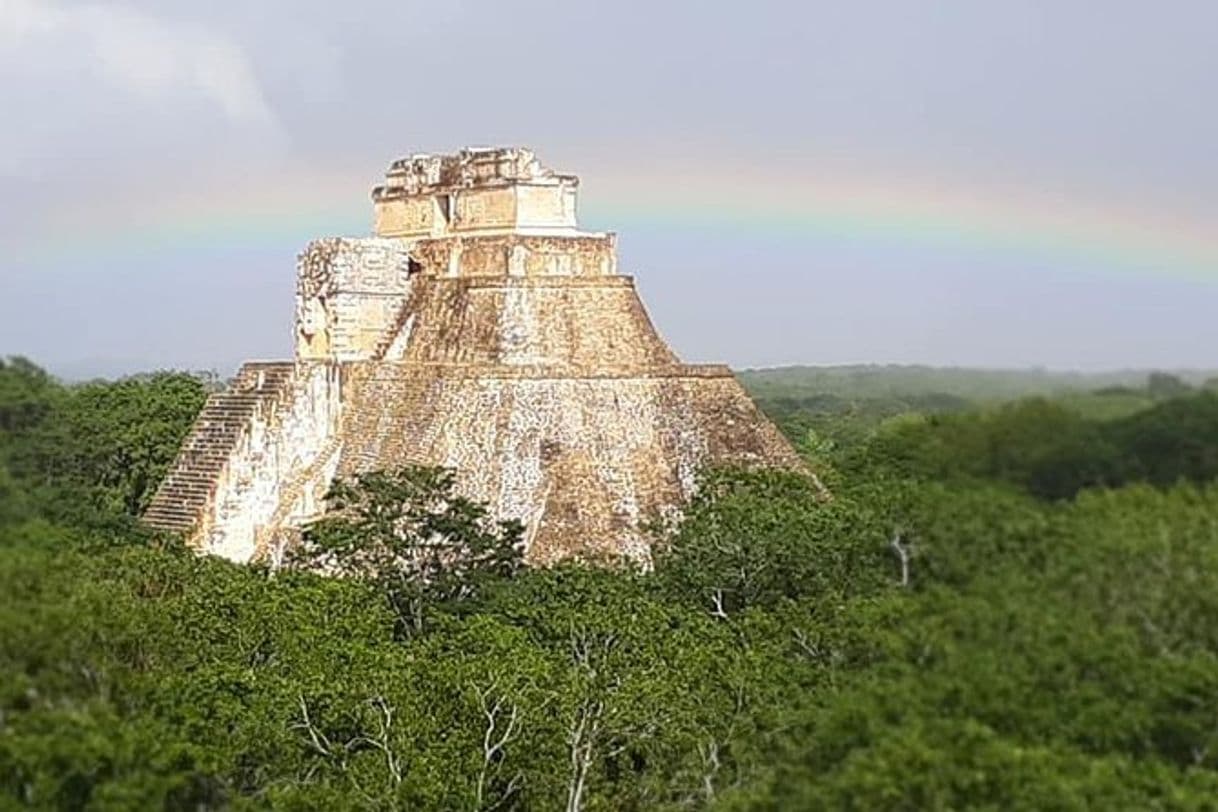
[373,197,439,239]
[396,277,678,369]
[296,238,418,361]
[200,362,345,561]
[514,184,577,229]
[373,147,581,238]
[452,187,517,232]
[337,365,806,563]
[411,234,615,278]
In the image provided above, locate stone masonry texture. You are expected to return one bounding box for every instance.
[143,146,819,564]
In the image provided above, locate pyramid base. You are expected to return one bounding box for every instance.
[336,362,808,563]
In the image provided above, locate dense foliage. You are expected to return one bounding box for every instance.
[289,466,525,637]
[0,357,207,532]
[3,359,1218,809]
[856,392,1218,500]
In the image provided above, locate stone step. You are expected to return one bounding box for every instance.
[204,397,262,406]
[164,467,224,477]
[145,520,195,531]
[166,466,225,475]
[150,497,207,508]
[147,498,204,510]
[158,481,208,490]
[156,487,210,497]
[144,510,196,523]
[145,508,198,521]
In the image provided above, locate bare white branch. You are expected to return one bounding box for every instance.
[350,696,404,786]
[698,739,721,801]
[291,695,334,758]
[474,682,523,811]
[890,531,911,587]
[565,697,603,812]
[792,628,824,661]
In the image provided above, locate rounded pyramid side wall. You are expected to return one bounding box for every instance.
[395,276,678,370]
[336,365,811,563]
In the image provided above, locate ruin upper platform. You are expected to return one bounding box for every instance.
[374,147,577,195]
[371,147,582,238]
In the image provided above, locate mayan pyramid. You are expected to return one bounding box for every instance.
[144,147,812,564]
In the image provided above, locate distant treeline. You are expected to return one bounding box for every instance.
[747,366,1218,498]
[739,363,1218,401]
[855,392,1218,500]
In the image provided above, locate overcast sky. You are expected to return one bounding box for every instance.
[1,0,1215,377]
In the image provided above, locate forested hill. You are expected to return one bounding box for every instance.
[739,363,1218,400]
[3,355,1218,809]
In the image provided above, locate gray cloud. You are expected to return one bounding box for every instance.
[1,0,1215,374]
[3,0,273,121]
[0,0,282,179]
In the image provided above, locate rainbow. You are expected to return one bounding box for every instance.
[16,159,1218,282]
[586,165,1218,282]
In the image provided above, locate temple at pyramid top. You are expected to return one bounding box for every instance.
[371,146,582,238]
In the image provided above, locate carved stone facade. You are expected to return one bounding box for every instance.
[144,147,816,564]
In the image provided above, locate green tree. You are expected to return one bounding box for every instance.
[0,356,60,434]
[0,362,206,527]
[654,467,890,615]
[1146,371,1192,400]
[289,466,525,636]
[1104,392,1218,487]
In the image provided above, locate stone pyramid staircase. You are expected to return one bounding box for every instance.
[144,362,295,535]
